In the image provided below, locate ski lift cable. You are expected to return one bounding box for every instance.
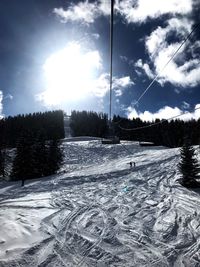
[112,23,199,127]
[118,106,200,131]
[133,22,200,107]
[115,23,200,131]
[108,1,199,134]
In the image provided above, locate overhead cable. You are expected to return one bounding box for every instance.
[133,23,200,107]
[118,105,200,131]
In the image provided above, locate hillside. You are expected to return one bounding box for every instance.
[0,139,200,266]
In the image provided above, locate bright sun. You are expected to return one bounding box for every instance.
[42,42,101,105]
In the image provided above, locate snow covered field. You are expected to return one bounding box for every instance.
[0,139,200,266]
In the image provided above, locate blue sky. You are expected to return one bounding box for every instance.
[0,0,200,121]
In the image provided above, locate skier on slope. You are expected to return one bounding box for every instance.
[129,161,136,168]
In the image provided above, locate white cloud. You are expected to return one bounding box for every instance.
[92,74,134,97]
[126,104,200,121]
[98,0,110,15]
[53,0,110,25]
[91,73,110,97]
[135,59,154,79]
[92,33,100,39]
[54,0,193,25]
[113,76,134,94]
[54,2,97,24]
[136,18,200,88]
[145,18,192,57]
[117,0,192,24]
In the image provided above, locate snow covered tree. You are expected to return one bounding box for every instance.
[178,139,200,187]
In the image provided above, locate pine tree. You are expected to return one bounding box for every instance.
[32,132,48,177]
[11,131,35,181]
[0,148,5,177]
[47,139,63,175]
[178,139,200,187]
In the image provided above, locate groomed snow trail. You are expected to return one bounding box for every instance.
[0,139,200,266]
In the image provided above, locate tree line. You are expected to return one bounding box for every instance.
[69,111,200,148]
[1,109,200,187]
[0,110,65,148]
[113,115,200,148]
[0,110,64,182]
[70,110,108,137]
[11,131,63,182]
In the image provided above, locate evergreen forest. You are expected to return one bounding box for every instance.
[0,110,64,181]
[0,110,65,148]
[70,110,108,137]
[69,111,200,148]
[112,115,200,148]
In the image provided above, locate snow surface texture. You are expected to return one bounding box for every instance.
[0,139,200,266]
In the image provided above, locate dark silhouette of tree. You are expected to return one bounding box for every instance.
[11,131,35,181]
[1,109,200,149]
[111,115,200,148]
[0,110,65,148]
[11,132,63,181]
[70,110,108,137]
[0,148,5,177]
[47,139,63,175]
[32,131,49,178]
[178,139,200,187]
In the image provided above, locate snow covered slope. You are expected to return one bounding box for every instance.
[0,139,200,266]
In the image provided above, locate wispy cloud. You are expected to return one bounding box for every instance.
[54,2,97,24]
[92,33,100,39]
[126,104,200,121]
[54,0,110,25]
[136,18,200,88]
[54,0,192,25]
[53,1,199,96]
[91,74,134,98]
[4,94,13,100]
[113,76,134,96]
[117,0,192,24]
[181,101,190,110]
[135,59,154,79]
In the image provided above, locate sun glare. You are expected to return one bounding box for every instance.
[42,43,101,105]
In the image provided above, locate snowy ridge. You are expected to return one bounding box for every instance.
[0,140,200,266]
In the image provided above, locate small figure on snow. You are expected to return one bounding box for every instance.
[129,161,136,168]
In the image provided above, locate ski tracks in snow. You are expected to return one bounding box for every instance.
[1,141,200,266]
